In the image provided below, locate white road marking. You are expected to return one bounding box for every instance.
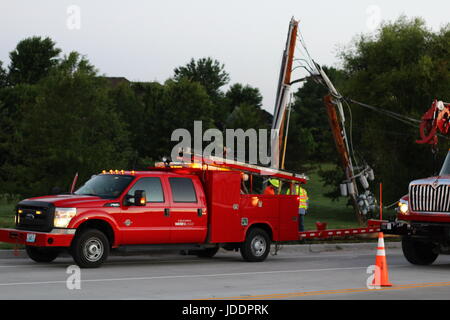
[0,265,409,287]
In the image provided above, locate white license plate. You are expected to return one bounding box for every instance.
[26,233,36,243]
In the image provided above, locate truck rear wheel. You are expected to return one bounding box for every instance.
[71,229,110,268]
[402,236,439,265]
[240,228,271,262]
[26,246,59,263]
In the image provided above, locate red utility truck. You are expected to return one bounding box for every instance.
[0,159,307,268]
[382,149,450,265]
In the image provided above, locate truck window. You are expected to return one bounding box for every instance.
[169,177,197,203]
[75,174,134,199]
[128,177,164,203]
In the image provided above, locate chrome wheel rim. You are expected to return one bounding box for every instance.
[251,235,266,257]
[83,237,104,262]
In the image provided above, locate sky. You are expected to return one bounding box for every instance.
[0,0,448,113]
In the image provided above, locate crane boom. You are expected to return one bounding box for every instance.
[271,17,298,169]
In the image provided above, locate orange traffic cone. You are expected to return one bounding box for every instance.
[372,232,392,287]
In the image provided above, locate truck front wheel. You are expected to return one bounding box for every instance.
[71,229,110,268]
[402,236,439,265]
[240,228,271,262]
[26,246,59,263]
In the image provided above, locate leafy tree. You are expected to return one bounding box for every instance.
[0,61,7,88]
[109,81,143,166]
[224,83,268,129]
[174,57,230,128]
[8,36,61,85]
[174,57,230,99]
[225,83,263,113]
[154,78,215,158]
[113,79,215,165]
[225,103,268,131]
[119,81,165,166]
[284,66,346,173]
[3,52,132,196]
[0,83,39,195]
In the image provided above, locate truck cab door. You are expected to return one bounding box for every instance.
[166,176,208,243]
[119,177,171,244]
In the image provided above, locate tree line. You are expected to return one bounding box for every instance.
[0,39,270,198]
[0,16,449,205]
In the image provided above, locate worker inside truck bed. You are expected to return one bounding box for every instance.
[263,179,278,195]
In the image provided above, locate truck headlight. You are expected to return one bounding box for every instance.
[398,200,409,215]
[54,207,77,228]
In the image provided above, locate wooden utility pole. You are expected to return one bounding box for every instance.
[324,95,363,224]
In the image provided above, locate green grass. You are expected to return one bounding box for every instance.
[0,200,16,229]
[302,164,362,230]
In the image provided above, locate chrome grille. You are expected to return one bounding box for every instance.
[410,184,450,212]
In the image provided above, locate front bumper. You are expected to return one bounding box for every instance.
[381,220,450,240]
[0,228,75,247]
[380,221,411,235]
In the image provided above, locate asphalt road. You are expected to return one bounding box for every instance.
[0,243,449,300]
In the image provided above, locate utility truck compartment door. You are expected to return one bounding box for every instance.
[207,171,243,243]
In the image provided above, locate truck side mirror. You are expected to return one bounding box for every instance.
[134,190,147,206]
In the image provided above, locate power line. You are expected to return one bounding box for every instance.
[345,98,421,127]
[296,30,317,74]
[345,98,450,141]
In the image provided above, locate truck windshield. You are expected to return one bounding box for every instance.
[75,174,135,199]
[439,151,450,175]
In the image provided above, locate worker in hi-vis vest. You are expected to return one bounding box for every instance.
[264,178,279,195]
[288,185,308,231]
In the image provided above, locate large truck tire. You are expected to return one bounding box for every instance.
[26,246,59,263]
[71,229,110,268]
[402,236,439,265]
[240,227,271,262]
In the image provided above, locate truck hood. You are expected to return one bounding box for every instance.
[22,194,111,208]
[410,175,450,186]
